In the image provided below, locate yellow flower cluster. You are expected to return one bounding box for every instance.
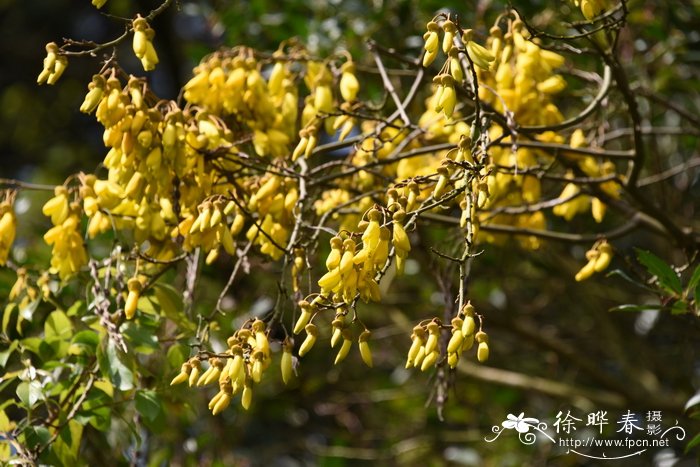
[171,319,273,413]
[37,43,67,85]
[291,300,374,368]
[405,303,488,372]
[42,186,87,279]
[575,240,613,281]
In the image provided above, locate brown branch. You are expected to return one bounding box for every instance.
[0,178,57,191]
[422,211,642,243]
[368,41,411,126]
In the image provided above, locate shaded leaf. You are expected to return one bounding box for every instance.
[671,300,689,315]
[2,303,16,335]
[121,322,159,354]
[97,338,134,391]
[69,330,100,356]
[17,299,40,335]
[154,283,196,332]
[685,432,700,454]
[135,390,163,422]
[52,419,83,466]
[605,269,657,292]
[166,343,190,371]
[609,303,664,313]
[636,249,682,295]
[66,301,86,317]
[23,426,50,450]
[0,340,17,368]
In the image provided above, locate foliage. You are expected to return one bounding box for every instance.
[1,0,700,464]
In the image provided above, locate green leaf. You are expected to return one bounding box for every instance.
[0,340,18,368]
[45,310,73,341]
[121,322,159,354]
[636,249,682,295]
[135,390,163,422]
[2,303,16,335]
[17,299,40,335]
[137,295,160,316]
[52,419,83,466]
[605,269,657,292]
[23,426,50,450]
[153,283,196,332]
[97,338,134,391]
[688,265,700,292]
[93,379,114,398]
[76,388,112,432]
[166,343,190,371]
[0,408,10,431]
[671,300,689,315]
[685,432,700,454]
[21,337,42,356]
[609,303,664,313]
[69,330,100,356]
[66,300,86,317]
[16,380,43,408]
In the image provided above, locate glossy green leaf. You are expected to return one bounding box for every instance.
[16,380,43,408]
[45,310,73,341]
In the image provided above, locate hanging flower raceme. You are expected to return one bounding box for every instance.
[37,42,67,85]
[42,194,88,281]
[132,15,159,71]
[575,240,614,281]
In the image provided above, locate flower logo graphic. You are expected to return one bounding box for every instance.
[485,413,554,445]
[502,413,541,433]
